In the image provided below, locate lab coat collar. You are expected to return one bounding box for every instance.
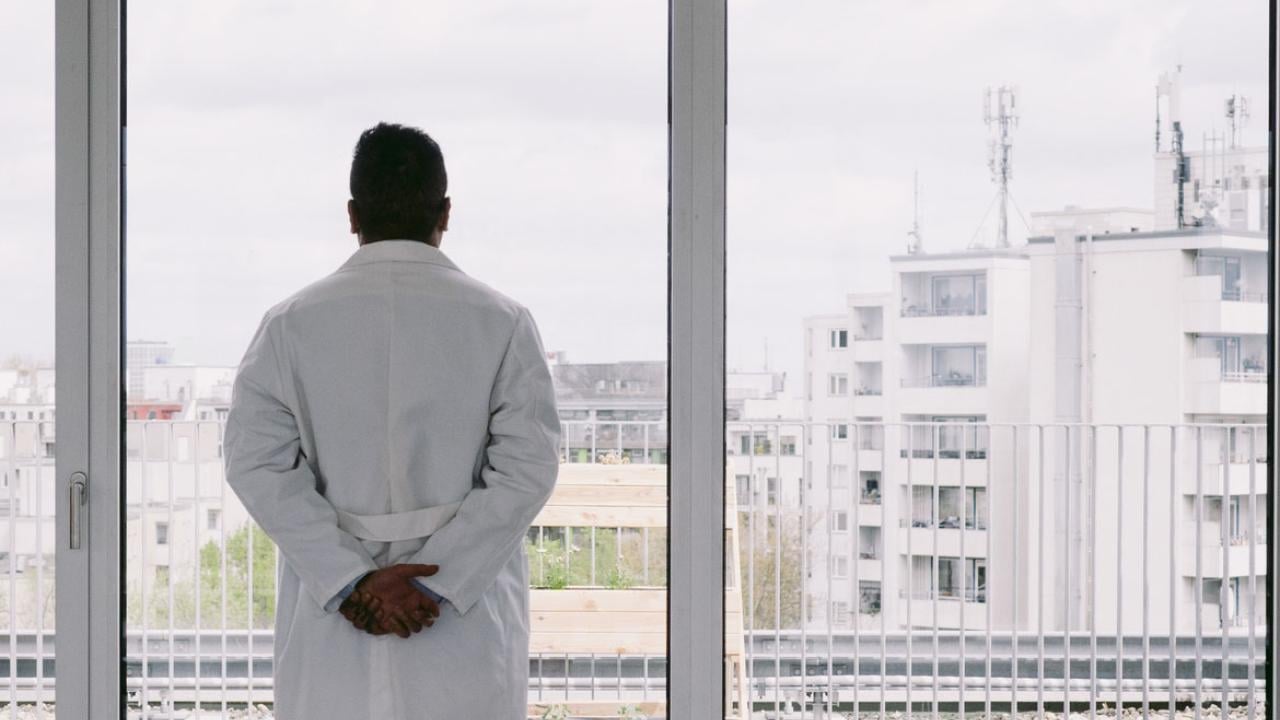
[338,239,461,273]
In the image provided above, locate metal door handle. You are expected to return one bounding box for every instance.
[69,471,87,550]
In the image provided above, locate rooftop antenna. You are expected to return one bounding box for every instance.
[983,85,1018,248]
[906,171,924,254]
[1225,94,1250,148]
[1157,67,1188,228]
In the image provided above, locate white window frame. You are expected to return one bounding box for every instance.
[828,372,849,396]
[48,0,1280,714]
[830,328,848,348]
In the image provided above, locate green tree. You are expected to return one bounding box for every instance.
[200,524,277,629]
[737,509,807,629]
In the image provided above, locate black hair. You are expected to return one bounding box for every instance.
[349,122,448,242]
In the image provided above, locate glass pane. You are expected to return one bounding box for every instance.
[728,2,1270,717]
[0,2,56,710]
[125,3,665,716]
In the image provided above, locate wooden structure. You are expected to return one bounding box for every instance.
[527,463,747,719]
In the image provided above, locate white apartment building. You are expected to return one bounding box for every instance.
[802,204,1267,636]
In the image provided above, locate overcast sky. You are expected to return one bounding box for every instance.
[2,1,1269,393]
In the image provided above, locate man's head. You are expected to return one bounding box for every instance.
[347,122,451,246]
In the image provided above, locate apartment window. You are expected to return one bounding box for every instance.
[910,486,933,527]
[832,600,850,625]
[969,559,987,602]
[827,373,849,396]
[931,345,986,387]
[902,417,986,459]
[831,424,848,440]
[1196,253,1245,300]
[207,509,221,531]
[831,464,849,488]
[735,476,751,506]
[832,510,849,532]
[832,554,849,578]
[859,581,882,614]
[858,527,879,559]
[937,558,959,598]
[830,328,848,349]
[859,472,881,504]
[766,477,778,506]
[155,522,169,546]
[780,435,797,455]
[930,273,987,316]
[966,487,988,529]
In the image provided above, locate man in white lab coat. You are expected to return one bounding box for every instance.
[224,122,561,719]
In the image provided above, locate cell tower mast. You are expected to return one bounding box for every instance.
[1225,94,1250,148]
[1157,67,1188,228]
[984,86,1018,248]
[906,171,923,254]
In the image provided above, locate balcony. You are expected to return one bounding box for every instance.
[898,375,989,416]
[852,338,883,362]
[898,588,988,629]
[1186,457,1270,495]
[857,556,883,580]
[896,310,990,346]
[852,387,884,416]
[1182,273,1267,336]
[1182,539,1268,578]
[1184,357,1267,415]
[896,524,989,557]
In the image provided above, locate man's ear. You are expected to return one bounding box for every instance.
[347,199,360,235]
[437,197,451,233]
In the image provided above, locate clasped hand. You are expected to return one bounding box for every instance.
[338,563,441,639]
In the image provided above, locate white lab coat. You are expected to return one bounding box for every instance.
[224,240,560,719]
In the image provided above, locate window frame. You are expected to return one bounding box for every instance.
[48,0,1280,716]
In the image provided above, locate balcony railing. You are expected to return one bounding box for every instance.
[730,420,1268,715]
[559,419,666,464]
[900,586,987,603]
[901,304,985,318]
[900,517,990,531]
[1220,289,1268,303]
[1223,370,1267,384]
[901,373,986,388]
[1,419,1271,715]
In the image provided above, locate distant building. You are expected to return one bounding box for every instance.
[802,206,1266,635]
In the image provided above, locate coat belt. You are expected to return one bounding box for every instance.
[335,501,463,542]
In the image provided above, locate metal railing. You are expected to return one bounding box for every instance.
[559,419,666,465]
[1222,370,1267,384]
[729,420,1268,718]
[0,419,1272,717]
[901,304,987,318]
[901,374,987,388]
[1220,289,1268,303]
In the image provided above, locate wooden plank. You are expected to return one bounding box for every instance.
[531,588,666,612]
[555,463,667,486]
[534,505,666,528]
[545,484,667,507]
[528,701,666,718]
[529,632,666,655]
[532,611,665,633]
